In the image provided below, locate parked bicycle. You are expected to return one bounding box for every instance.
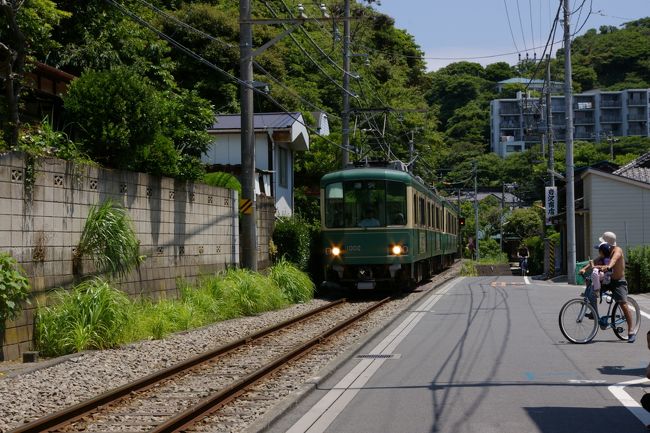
[558,276,641,344]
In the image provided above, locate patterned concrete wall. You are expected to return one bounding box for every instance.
[0,152,243,360]
[256,196,276,270]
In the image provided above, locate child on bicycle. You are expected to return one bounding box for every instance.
[579,242,612,316]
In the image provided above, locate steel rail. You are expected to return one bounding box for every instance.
[9,299,347,433]
[149,297,391,433]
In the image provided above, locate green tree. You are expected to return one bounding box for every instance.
[504,208,543,240]
[0,0,69,146]
[64,67,212,179]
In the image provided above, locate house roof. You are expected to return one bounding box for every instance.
[612,151,650,184]
[209,112,309,151]
[210,112,303,131]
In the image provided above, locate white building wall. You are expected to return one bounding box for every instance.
[587,174,650,252]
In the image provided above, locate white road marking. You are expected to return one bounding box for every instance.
[640,310,650,321]
[608,378,650,426]
[568,379,606,384]
[285,278,462,433]
[524,276,531,285]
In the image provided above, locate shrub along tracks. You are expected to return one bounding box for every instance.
[9,297,391,433]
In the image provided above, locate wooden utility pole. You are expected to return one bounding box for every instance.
[563,0,576,283]
[240,0,257,271]
[474,162,480,262]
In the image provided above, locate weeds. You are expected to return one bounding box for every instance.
[36,266,314,356]
[269,258,315,303]
[76,200,143,278]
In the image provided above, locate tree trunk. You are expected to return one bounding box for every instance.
[0,1,26,147]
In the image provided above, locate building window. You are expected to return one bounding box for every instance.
[278,147,288,187]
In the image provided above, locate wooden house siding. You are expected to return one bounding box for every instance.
[585,173,650,251]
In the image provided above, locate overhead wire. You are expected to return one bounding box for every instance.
[261,0,355,97]
[528,0,535,54]
[502,0,521,54]
[104,0,356,154]
[515,0,529,52]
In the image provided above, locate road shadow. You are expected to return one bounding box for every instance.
[525,406,645,433]
[598,365,647,376]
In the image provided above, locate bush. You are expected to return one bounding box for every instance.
[0,253,30,332]
[628,245,650,293]
[273,216,311,271]
[76,200,143,278]
[524,235,544,275]
[203,171,242,194]
[35,278,130,356]
[478,238,502,260]
[269,259,315,303]
[460,261,478,276]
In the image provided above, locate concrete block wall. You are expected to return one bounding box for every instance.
[0,152,243,360]
[256,196,275,270]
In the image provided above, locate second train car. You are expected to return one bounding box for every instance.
[321,163,459,290]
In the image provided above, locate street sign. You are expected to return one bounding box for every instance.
[239,198,253,215]
[545,186,557,225]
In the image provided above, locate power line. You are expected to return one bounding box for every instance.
[261,0,355,97]
[104,0,355,154]
[252,60,340,119]
[133,0,233,48]
[528,0,535,54]
[503,0,521,53]
[515,0,529,52]
[524,0,562,92]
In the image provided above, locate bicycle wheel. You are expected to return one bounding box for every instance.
[612,297,641,341]
[559,298,598,344]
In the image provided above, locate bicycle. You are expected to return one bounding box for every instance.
[519,257,528,276]
[558,276,641,344]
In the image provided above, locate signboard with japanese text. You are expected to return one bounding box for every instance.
[545,186,557,225]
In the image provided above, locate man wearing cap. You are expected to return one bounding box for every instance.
[597,231,637,343]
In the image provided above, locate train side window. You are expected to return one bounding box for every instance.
[386,181,406,225]
[419,197,425,227]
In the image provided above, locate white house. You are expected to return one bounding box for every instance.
[203,112,310,216]
[574,152,650,258]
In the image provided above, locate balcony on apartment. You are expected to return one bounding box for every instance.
[600,113,622,123]
[498,102,520,115]
[574,112,595,125]
[600,94,622,108]
[628,122,648,136]
[574,95,595,111]
[575,125,596,140]
[627,91,648,107]
[628,108,648,122]
[499,120,520,129]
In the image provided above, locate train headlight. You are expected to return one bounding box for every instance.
[331,246,341,256]
[391,245,406,255]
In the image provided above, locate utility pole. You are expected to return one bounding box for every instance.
[474,162,480,262]
[408,130,415,172]
[240,0,257,271]
[546,54,555,187]
[341,0,351,168]
[563,0,576,284]
[500,183,505,251]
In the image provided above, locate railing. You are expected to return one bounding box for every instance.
[574,116,595,124]
[628,127,648,136]
[628,98,647,106]
[628,113,648,121]
[600,99,621,108]
[499,109,521,115]
[499,122,520,129]
[600,115,622,122]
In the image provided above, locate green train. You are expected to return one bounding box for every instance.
[320,164,459,290]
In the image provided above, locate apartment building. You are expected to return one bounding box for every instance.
[490,89,650,157]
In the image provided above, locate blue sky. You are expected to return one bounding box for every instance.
[375,0,650,71]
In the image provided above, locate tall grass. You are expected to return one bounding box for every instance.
[36,266,315,356]
[35,278,130,356]
[269,258,315,303]
[76,199,143,278]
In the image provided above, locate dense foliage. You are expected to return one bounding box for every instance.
[36,264,315,356]
[272,216,312,271]
[0,253,30,333]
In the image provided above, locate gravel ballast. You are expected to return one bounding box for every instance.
[0,264,459,433]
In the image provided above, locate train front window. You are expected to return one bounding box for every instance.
[324,181,406,228]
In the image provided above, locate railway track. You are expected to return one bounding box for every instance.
[10,297,390,433]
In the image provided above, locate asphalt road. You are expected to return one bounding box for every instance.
[267,276,650,433]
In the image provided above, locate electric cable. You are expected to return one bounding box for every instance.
[515,0,529,53]
[503,0,521,54]
[104,0,356,154]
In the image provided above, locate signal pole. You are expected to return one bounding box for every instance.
[240,0,257,271]
[341,0,351,168]
[563,0,576,284]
